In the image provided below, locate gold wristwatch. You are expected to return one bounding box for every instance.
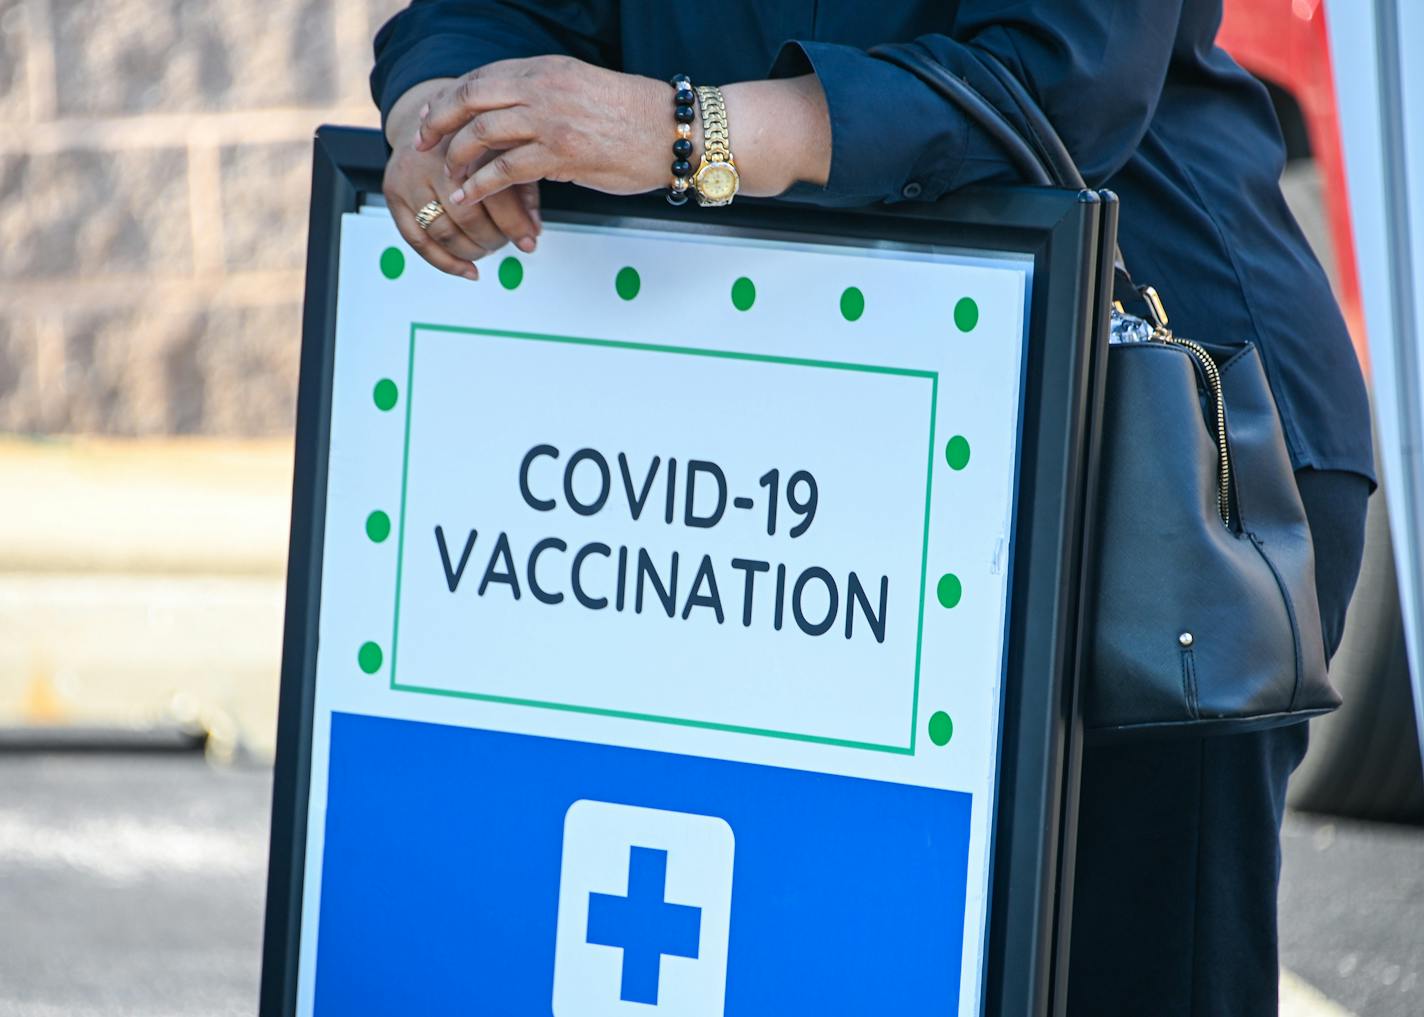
[693,85,740,206]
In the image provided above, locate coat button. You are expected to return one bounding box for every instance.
[901,180,924,199]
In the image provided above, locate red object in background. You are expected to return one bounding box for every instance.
[1219,0,1368,373]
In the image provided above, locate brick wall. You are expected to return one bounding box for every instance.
[0,0,406,436]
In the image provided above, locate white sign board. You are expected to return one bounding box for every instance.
[290,204,1032,1016]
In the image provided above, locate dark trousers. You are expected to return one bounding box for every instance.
[1066,468,1373,1017]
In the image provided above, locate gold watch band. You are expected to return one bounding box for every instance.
[695,85,732,164]
[692,84,739,206]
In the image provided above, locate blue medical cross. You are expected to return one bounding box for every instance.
[585,846,702,1004]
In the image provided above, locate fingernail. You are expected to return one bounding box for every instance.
[530,208,543,231]
[443,163,452,178]
[463,268,478,281]
[449,189,466,205]
[516,236,536,253]
[418,102,430,118]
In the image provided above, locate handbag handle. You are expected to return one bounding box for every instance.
[867,42,1145,306]
[970,46,1086,190]
[868,43,1057,186]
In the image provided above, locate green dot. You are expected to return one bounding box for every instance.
[945,436,971,471]
[929,711,955,746]
[379,246,404,280]
[498,256,523,290]
[615,266,641,301]
[840,286,865,322]
[954,296,979,332]
[731,276,756,311]
[357,641,383,675]
[936,573,963,609]
[373,378,399,412]
[365,510,391,543]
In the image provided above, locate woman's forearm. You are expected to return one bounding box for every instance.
[411,62,831,203]
[390,62,831,276]
[719,75,831,196]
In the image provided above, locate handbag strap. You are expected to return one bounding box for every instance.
[970,46,1085,190]
[867,42,1147,308]
[869,43,1054,186]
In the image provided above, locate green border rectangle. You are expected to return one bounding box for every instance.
[389,323,938,755]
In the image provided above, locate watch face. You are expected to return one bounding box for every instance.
[697,163,738,202]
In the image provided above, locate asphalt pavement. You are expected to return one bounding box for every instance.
[0,753,268,1017]
[0,752,1418,1016]
[1280,810,1424,1016]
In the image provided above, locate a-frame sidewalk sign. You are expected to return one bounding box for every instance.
[259,125,1113,1017]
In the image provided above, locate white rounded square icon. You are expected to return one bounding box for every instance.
[553,800,735,1016]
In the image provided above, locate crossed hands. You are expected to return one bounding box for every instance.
[382,56,671,280]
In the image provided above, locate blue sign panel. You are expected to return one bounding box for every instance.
[313,712,973,1015]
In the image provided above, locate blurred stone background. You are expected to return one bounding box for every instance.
[0,0,403,437]
[0,0,405,757]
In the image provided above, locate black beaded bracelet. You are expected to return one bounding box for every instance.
[667,74,696,206]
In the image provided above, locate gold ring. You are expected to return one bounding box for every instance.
[415,200,446,231]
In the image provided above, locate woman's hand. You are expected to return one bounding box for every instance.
[414,56,670,208]
[383,78,542,280]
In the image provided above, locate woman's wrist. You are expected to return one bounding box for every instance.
[386,78,458,148]
[720,76,830,197]
[650,74,831,202]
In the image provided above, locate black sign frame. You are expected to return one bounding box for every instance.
[259,124,1111,1017]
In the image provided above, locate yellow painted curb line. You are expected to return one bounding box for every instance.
[1281,971,1357,1017]
[1,437,292,575]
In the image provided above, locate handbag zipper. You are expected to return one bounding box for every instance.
[1149,329,1232,526]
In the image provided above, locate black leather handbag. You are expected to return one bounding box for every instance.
[871,42,1338,737]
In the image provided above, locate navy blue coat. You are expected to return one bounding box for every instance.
[372,0,1372,482]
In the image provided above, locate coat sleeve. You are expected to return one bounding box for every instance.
[370,0,620,128]
[771,1,1185,206]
